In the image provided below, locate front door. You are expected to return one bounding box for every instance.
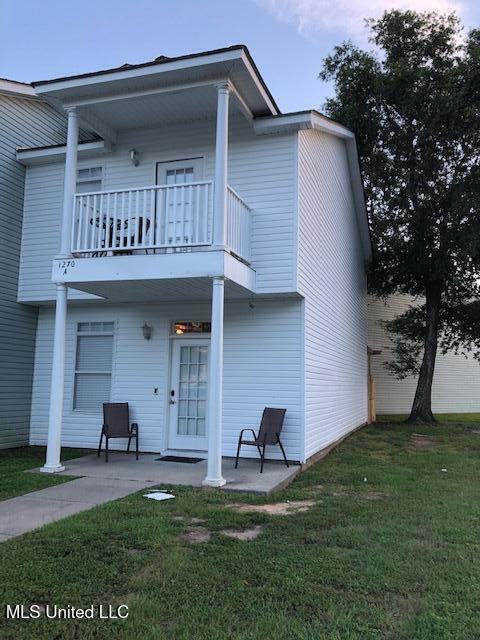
[168,339,209,451]
[156,158,204,246]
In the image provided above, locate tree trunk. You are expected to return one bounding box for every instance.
[407,283,442,423]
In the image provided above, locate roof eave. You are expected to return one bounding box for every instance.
[253,110,353,138]
[0,78,38,99]
[32,45,279,117]
[16,139,107,166]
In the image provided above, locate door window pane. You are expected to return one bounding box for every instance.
[197,419,206,436]
[176,344,209,437]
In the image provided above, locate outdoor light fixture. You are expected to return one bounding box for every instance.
[142,322,153,340]
[129,149,139,166]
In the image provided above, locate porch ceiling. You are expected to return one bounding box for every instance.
[78,84,230,131]
[68,277,254,303]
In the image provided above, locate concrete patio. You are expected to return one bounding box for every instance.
[39,452,300,495]
[0,453,300,542]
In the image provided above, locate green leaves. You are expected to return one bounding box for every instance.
[321,10,480,381]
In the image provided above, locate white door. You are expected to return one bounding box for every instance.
[168,339,209,451]
[156,159,203,246]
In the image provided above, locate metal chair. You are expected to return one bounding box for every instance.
[98,403,139,462]
[235,408,288,473]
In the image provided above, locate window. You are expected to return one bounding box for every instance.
[73,322,114,411]
[76,166,103,194]
[172,322,211,335]
[166,167,194,184]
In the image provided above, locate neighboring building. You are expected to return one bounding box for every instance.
[0,79,71,449]
[368,296,480,415]
[16,45,371,484]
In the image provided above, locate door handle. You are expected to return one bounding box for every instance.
[170,389,175,404]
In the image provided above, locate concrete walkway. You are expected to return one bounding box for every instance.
[0,476,157,541]
[0,453,299,542]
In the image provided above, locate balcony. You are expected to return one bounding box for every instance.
[71,181,251,264]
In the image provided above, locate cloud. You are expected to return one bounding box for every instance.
[254,0,463,40]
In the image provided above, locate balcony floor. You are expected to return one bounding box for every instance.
[53,250,256,302]
[69,276,253,303]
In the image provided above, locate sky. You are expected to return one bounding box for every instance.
[1,0,479,113]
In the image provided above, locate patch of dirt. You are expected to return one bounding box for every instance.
[221,526,264,541]
[334,490,387,500]
[226,500,315,516]
[370,451,391,461]
[363,490,388,500]
[182,526,211,544]
[172,516,205,524]
[410,433,440,450]
[467,429,480,435]
[313,484,347,497]
[381,595,423,639]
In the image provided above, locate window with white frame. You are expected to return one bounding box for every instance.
[76,166,103,194]
[73,322,114,411]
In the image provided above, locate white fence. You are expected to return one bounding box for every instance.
[72,180,251,262]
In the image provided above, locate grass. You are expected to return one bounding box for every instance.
[377,413,480,424]
[1,419,480,639]
[0,447,88,502]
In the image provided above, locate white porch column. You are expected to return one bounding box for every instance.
[203,276,226,487]
[41,283,68,473]
[213,82,230,249]
[41,107,78,473]
[59,107,79,256]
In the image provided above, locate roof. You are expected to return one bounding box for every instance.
[253,110,353,138]
[0,78,37,99]
[32,45,280,117]
[16,139,107,165]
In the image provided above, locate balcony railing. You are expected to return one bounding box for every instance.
[72,181,251,263]
[226,186,251,262]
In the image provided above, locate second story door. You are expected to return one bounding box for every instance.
[156,158,204,247]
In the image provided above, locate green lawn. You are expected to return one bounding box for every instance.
[1,420,480,639]
[377,413,480,424]
[0,447,87,502]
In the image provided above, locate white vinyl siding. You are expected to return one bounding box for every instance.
[368,295,480,414]
[73,321,114,411]
[297,129,368,460]
[0,92,69,449]
[29,299,303,460]
[18,117,297,302]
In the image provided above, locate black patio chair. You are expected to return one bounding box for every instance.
[235,407,288,473]
[98,403,139,463]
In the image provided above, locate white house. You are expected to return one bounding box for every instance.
[0,78,82,450]
[368,296,480,415]
[16,45,371,486]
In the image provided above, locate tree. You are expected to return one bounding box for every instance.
[320,10,480,422]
